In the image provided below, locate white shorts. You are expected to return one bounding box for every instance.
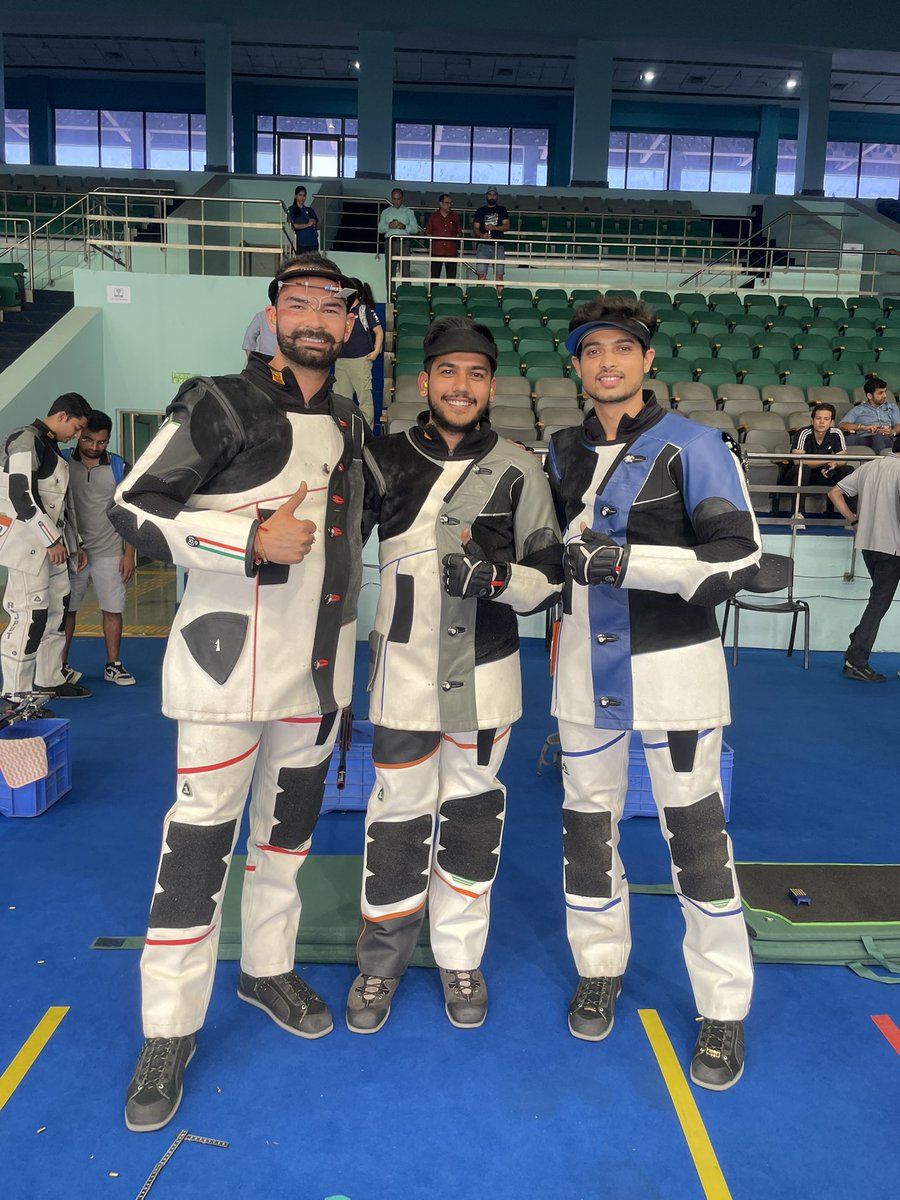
[68,555,126,614]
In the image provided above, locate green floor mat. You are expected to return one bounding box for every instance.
[737,863,900,982]
[92,854,436,968]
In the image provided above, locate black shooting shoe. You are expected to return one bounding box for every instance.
[237,970,333,1038]
[690,1018,745,1091]
[124,1035,196,1132]
[567,976,622,1042]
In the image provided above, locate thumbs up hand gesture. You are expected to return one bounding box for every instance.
[441,527,511,599]
[255,483,318,565]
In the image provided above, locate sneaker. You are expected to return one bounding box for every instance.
[440,968,488,1028]
[124,1034,196,1132]
[34,682,92,699]
[842,661,887,683]
[237,970,333,1038]
[104,661,136,686]
[568,976,622,1042]
[690,1018,745,1091]
[61,663,82,685]
[345,973,399,1034]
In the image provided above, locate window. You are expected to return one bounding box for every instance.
[255,116,356,178]
[609,132,754,192]
[669,135,712,191]
[53,109,206,170]
[711,137,754,193]
[776,139,796,194]
[777,138,900,199]
[4,109,30,165]
[393,124,548,186]
[859,143,900,199]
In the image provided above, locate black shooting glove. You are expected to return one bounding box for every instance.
[442,534,511,599]
[565,528,625,587]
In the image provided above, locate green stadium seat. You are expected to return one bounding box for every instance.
[508,317,545,339]
[500,287,534,307]
[713,344,747,366]
[740,371,780,390]
[754,344,786,366]
[709,294,744,313]
[833,336,870,354]
[525,364,564,385]
[570,289,601,306]
[640,290,672,308]
[517,338,555,359]
[650,331,674,351]
[794,333,831,354]
[778,295,811,310]
[744,294,777,310]
[676,335,714,358]
[876,349,900,365]
[828,371,865,391]
[605,288,637,299]
[730,319,766,338]
[494,355,523,376]
[541,305,573,323]
[838,316,877,336]
[651,357,682,377]
[875,365,900,390]
[692,358,721,379]
[653,369,693,386]
[813,297,847,316]
[783,371,826,390]
[698,372,737,392]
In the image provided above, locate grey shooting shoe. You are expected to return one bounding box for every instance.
[440,968,488,1028]
[345,973,399,1034]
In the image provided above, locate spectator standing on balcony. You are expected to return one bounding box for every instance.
[839,377,900,454]
[287,186,319,251]
[426,194,462,282]
[377,189,421,282]
[333,279,383,427]
[828,436,900,683]
[472,188,509,295]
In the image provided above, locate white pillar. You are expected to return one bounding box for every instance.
[204,25,232,172]
[796,52,831,197]
[570,40,613,188]
[356,30,394,180]
[0,31,6,167]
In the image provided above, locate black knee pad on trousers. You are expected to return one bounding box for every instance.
[365,815,432,907]
[268,757,331,849]
[25,607,48,656]
[664,793,734,902]
[372,726,441,766]
[436,790,504,882]
[563,808,613,898]
[148,819,237,928]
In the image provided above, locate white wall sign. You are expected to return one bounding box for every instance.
[106,285,132,304]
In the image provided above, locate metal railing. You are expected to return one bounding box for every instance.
[0,189,295,289]
[382,230,747,296]
[0,217,34,289]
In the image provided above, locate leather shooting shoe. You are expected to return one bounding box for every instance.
[237,970,333,1038]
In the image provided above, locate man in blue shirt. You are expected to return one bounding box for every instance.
[839,377,900,453]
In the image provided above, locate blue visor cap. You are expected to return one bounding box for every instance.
[565,317,653,357]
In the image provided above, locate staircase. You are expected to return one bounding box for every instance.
[0,290,74,374]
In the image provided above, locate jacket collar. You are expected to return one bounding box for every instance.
[411,411,497,459]
[582,391,665,445]
[245,353,333,410]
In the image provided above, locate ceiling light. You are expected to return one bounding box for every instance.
[640,70,655,83]
[349,59,360,70]
[786,77,798,89]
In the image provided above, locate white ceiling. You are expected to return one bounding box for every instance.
[5,34,900,109]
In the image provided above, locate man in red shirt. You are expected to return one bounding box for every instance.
[426,194,462,284]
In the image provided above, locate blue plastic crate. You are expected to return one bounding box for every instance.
[624,735,733,821]
[0,719,72,818]
[321,721,375,814]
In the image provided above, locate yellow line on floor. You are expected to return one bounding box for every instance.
[638,1009,731,1200]
[0,1007,69,1114]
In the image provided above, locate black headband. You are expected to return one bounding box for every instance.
[423,325,498,370]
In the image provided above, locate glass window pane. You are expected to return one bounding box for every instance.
[825,140,860,197]
[859,143,900,199]
[276,116,338,134]
[669,134,711,191]
[608,131,626,189]
[395,122,433,181]
[4,109,30,165]
[256,132,274,174]
[345,119,358,136]
[54,108,99,167]
[257,115,274,132]
[189,114,206,172]
[146,112,189,171]
[100,110,144,170]
[472,126,510,186]
[434,124,471,183]
[626,133,668,190]
[311,138,339,177]
[343,137,357,178]
[712,136,753,193]
[776,138,796,195]
[512,128,548,187]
